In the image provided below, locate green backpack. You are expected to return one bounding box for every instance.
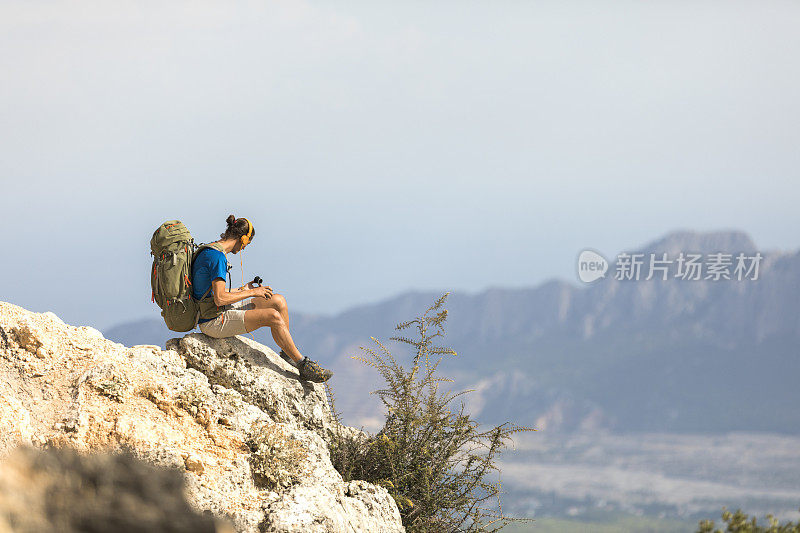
[150,220,211,332]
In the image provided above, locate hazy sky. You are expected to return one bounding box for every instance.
[1,1,798,330]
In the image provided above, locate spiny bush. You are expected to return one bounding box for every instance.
[329,292,534,532]
[247,422,308,490]
[697,507,800,533]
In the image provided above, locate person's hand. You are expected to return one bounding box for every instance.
[253,286,273,299]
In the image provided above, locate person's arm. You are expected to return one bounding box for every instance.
[211,278,271,307]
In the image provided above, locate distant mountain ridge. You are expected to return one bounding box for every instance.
[106,229,800,434]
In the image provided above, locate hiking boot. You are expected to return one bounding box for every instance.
[298,357,334,383]
[279,349,297,367]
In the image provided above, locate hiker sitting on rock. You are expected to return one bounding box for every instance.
[191,215,333,383]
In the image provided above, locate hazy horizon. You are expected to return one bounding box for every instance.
[2,1,798,330]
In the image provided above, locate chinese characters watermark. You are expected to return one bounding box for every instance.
[577,250,762,283]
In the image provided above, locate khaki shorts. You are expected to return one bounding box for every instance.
[198,300,256,338]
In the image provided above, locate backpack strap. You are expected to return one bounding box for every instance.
[193,285,214,329]
[191,242,227,329]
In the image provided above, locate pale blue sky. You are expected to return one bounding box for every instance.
[1,1,798,330]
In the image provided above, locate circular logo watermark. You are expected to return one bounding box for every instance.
[577,249,608,283]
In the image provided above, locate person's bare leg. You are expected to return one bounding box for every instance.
[245,296,333,382]
[251,293,289,324]
[246,297,303,363]
[269,323,303,363]
[252,293,291,334]
[270,293,290,329]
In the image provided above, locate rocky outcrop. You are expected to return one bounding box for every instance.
[0,302,403,533]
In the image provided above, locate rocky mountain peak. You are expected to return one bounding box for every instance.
[627,228,759,256]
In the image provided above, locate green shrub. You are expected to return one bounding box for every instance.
[329,293,534,532]
[697,507,800,533]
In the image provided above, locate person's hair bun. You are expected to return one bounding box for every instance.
[226,215,236,226]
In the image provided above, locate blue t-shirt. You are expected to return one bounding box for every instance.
[192,247,228,323]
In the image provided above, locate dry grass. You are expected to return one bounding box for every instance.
[246,422,308,490]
